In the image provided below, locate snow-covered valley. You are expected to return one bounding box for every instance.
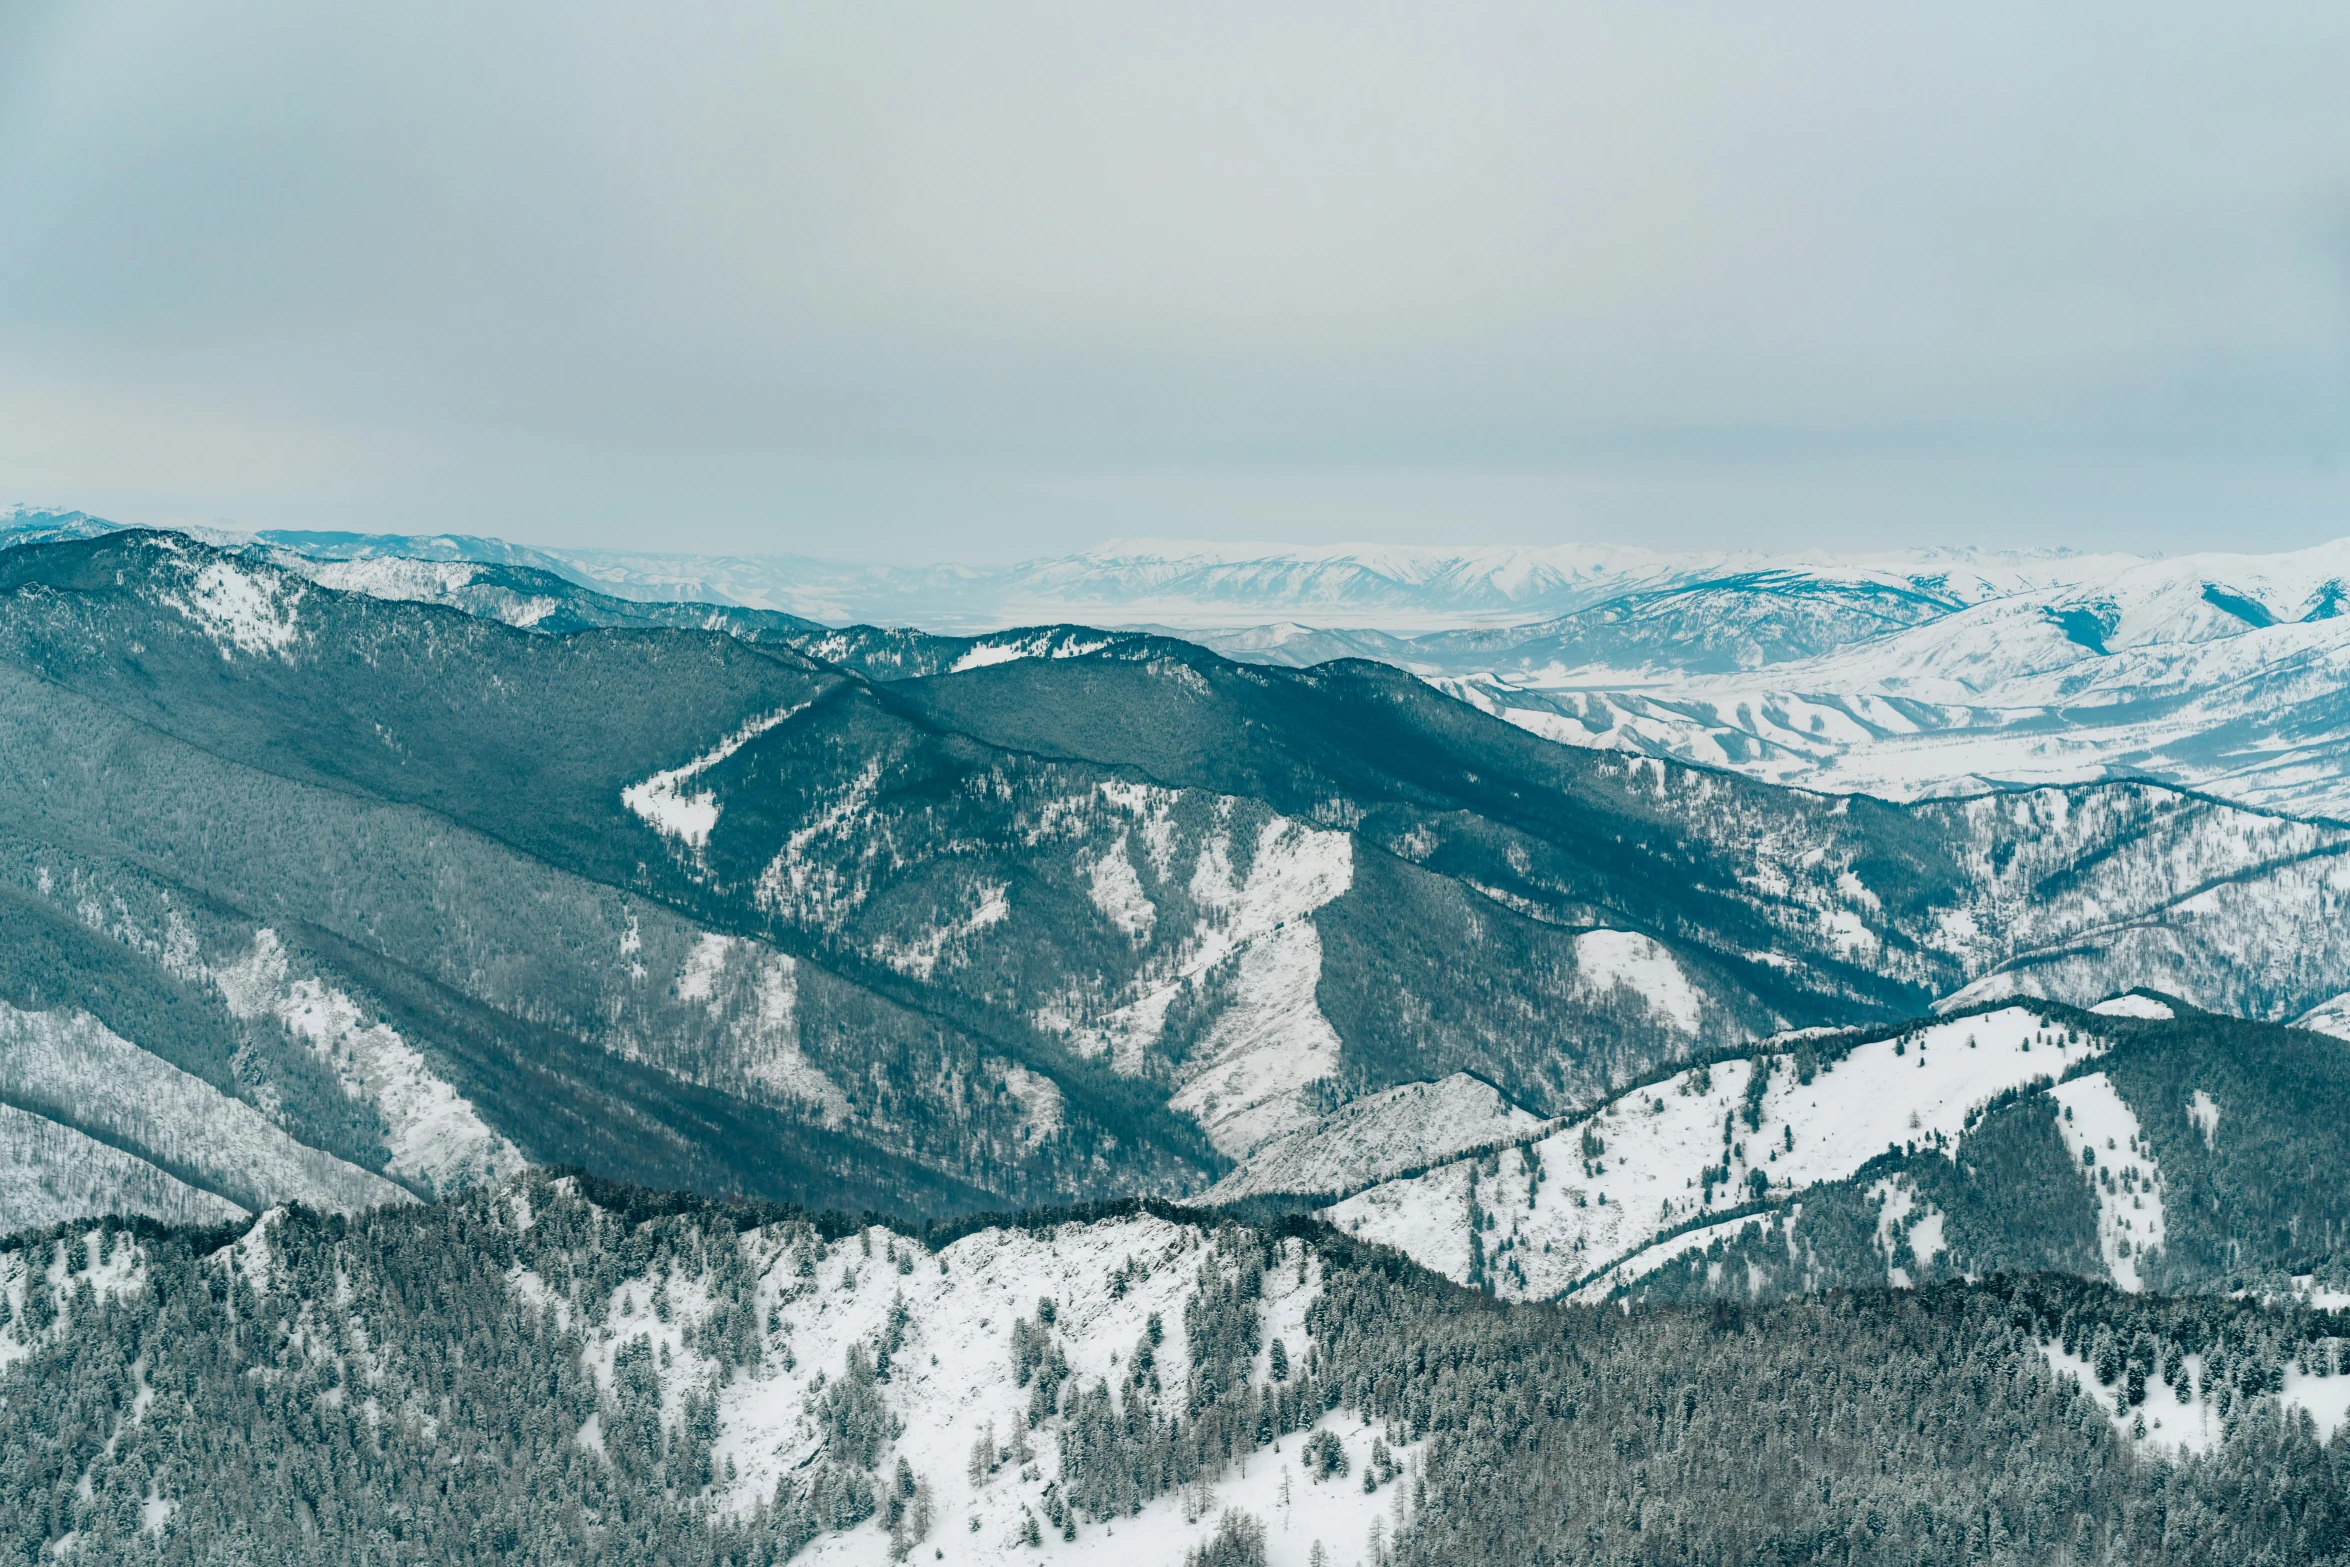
[1426,542,2350,821]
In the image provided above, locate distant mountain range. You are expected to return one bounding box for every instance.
[12,509,2327,821]
[0,505,2126,631]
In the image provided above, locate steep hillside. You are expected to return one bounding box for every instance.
[3,1179,2347,1565]
[0,656,1210,1234]
[6,531,2350,1237]
[1323,1001,2350,1307]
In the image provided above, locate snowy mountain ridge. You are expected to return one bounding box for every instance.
[33,506,2350,819]
[1315,995,2350,1313]
[1327,1005,2094,1300]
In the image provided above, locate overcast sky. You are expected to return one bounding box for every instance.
[3,2,2347,560]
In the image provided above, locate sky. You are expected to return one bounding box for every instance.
[2,1,2347,562]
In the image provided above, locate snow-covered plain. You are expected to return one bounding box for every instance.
[1329,1007,2095,1300]
[1433,540,2350,821]
[267,529,2122,634]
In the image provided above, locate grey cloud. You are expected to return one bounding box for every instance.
[2,0,2346,557]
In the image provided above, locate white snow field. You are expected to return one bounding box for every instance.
[2039,1340,2350,1460]
[2091,994,2177,1020]
[0,1001,410,1222]
[1329,1007,2097,1300]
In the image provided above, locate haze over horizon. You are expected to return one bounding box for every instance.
[5,2,2348,560]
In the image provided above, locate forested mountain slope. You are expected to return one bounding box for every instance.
[1323,1000,2350,1309]
[3,1179,2348,1566]
[6,531,2350,1238]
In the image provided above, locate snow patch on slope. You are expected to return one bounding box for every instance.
[1200,1075,1543,1203]
[1577,1211,1788,1299]
[873,882,1011,981]
[662,936,849,1122]
[2092,994,2175,1019]
[2049,1073,2166,1292]
[2028,1341,2350,1461]
[756,758,887,928]
[1868,1177,1948,1289]
[2188,1090,2220,1149]
[0,1103,246,1237]
[1085,835,1156,942]
[623,702,809,852]
[1054,813,1353,1109]
[216,930,522,1194]
[2293,992,2350,1041]
[1574,930,1701,1033]
[0,1001,409,1216]
[1170,920,1345,1158]
[1099,781,1180,881]
[159,560,303,659]
[996,1063,1066,1144]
